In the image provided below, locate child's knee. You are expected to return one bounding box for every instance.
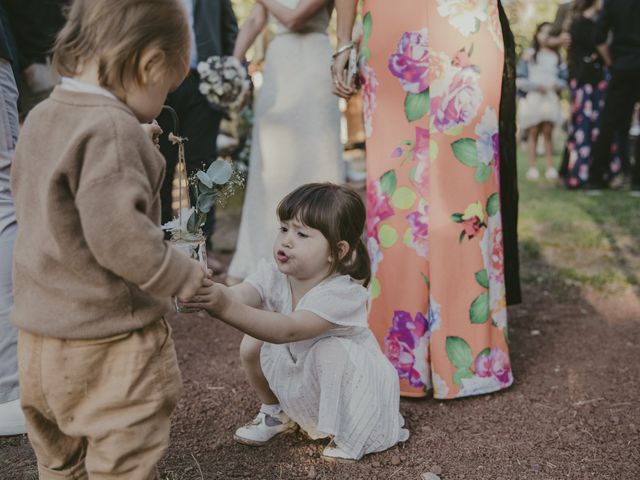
[239,335,263,364]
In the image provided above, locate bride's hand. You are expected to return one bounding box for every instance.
[331,48,354,99]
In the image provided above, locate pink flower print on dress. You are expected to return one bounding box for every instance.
[473,347,512,387]
[388,29,430,94]
[490,226,504,282]
[360,62,379,138]
[367,177,394,241]
[437,0,489,37]
[432,66,483,132]
[385,311,429,389]
[406,199,429,259]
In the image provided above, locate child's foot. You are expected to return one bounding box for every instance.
[526,167,540,181]
[545,167,559,180]
[233,411,297,446]
[321,445,358,463]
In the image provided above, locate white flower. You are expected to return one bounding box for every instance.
[412,334,432,391]
[437,0,489,37]
[368,236,384,278]
[432,372,449,398]
[458,375,501,397]
[161,207,194,232]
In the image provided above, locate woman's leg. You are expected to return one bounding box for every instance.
[239,335,278,405]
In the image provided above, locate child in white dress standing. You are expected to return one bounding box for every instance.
[517,22,567,181]
[184,183,409,461]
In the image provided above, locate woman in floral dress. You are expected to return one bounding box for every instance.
[332,0,520,399]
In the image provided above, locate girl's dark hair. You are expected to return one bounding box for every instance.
[277,183,371,287]
[532,22,560,63]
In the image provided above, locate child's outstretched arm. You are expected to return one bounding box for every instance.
[184,279,333,344]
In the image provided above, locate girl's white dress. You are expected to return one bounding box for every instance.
[228,0,344,279]
[517,49,565,129]
[246,260,409,460]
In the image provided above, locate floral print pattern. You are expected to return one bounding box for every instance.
[437,0,489,37]
[360,63,379,138]
[565,77,622,188]
[388,29,431,94]
[363,0,512,399]
[384,311,431,389]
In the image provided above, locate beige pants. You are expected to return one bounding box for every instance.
[18,319,183,480]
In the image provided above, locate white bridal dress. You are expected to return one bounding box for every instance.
[228,0,344,279]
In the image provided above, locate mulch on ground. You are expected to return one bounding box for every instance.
[1,216,639,480]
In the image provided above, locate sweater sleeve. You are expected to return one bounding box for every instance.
[75,129,201,298]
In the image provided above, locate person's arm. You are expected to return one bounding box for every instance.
[75,128,205,301]
[232,3,268,60]
[257,0,326,32]
[545,32,571,49]
[220,0,239,56]
[596,44,613,67]
[331,0,358,98]
[227,282,263,308]
[184,279,333,343]
[594,0,612,66]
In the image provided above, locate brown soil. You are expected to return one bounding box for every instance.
[2,212,639,480]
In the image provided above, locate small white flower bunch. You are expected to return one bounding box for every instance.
[197,55,249,109]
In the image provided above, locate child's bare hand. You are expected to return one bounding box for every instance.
[141,120,163,148]
[181,278,231,316]
[176,262,206,302]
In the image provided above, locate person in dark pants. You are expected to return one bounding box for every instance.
[158,0,239,250]
[588,0,640,191]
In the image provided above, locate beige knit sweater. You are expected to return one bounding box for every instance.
[11,87,201,339]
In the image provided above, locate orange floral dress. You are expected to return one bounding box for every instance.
[361,0,513,398]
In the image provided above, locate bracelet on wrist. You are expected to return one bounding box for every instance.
[332,42,354,58]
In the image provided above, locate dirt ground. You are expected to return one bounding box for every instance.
[1,211,639,480]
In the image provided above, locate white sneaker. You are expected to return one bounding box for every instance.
[321,445,357,463]
[233,411,297,446]
[545,168,559,180]
[0,399,27,436]
[526,167,540,181]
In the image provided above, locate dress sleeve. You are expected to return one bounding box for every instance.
[296,276,369,327]
[244,258,281,304]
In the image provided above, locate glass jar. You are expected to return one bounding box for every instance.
[170,231,207,313]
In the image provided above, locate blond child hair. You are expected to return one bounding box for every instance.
[53,0,190,92]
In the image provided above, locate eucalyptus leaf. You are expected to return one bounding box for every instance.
[196,170,213,188]
[186,210,199,234]
[206,159,233,184]
[197,193,217,213]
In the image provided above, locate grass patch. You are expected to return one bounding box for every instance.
[517,148,640,292]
